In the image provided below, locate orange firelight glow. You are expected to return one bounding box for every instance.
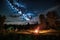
[34,27,40,34]
[34,29,39,34]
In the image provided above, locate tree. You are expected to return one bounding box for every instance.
[38,14,47,30]
[0,15,6,29]
[46,11,57,29]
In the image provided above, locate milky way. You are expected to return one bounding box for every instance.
[6,0,37,21]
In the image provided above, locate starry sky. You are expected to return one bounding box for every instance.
[0,0,60,24]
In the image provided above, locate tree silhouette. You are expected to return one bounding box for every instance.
[0,15,6,30]
[39,14,47,29]
[46,11,58,29]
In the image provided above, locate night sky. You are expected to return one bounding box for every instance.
[0,0,60,24]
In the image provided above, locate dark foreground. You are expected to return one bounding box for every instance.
[0,33,60,40]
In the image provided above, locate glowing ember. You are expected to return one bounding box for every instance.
[34,27,40,34]
[34,29,39,34]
